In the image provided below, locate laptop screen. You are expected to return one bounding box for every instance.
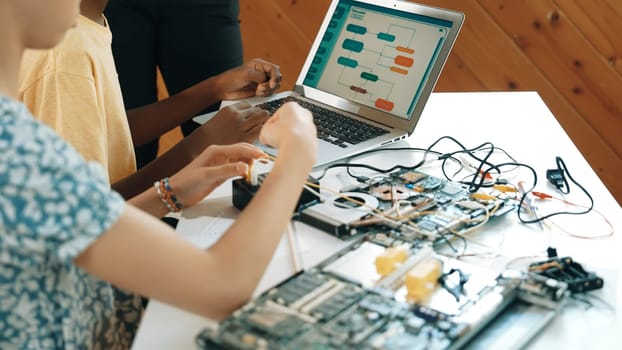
[302,0,455,120]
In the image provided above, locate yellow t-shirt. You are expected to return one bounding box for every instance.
[19,16,136,184]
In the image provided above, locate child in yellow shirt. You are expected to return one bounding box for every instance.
[19,0,281,206]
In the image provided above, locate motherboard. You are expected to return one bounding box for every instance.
[196,236,566,349]
[299,169,516,243]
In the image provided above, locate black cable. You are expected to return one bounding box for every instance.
[517,156,593,224]
[313,147,462,181]
[545,156,574,194]
[317,137,517,191]
[454,232,469,256]
[440,144,498,192]
[427,136,523,192]
[312,137,596,229]
[445,231,468,256]
[551,156,571,194]
[432,137,500,172]
[434,231,459,254]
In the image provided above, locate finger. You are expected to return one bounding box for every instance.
[228,100,253,111]
[258,61,281,88]
[203,162,249,182]
[226,90,258,101]
[256,81,281,96]
[243,122,265,142]
[213,143,266,162]
[237,106,266,120]
[243,110,270,128]
[250,58,281,87]
[245,66,269,84]
[230,142,266,158]
[228,85,258,103]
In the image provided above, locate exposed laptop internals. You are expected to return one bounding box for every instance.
[196,0,464,167]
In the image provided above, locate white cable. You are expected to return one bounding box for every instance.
[286,221,302,272]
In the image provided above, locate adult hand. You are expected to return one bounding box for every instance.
[217,58,282,100]
[196,101,270,145]
[169,143,266,207]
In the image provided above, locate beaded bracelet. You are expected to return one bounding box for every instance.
[162,177,183,211]
[154,177,183,212]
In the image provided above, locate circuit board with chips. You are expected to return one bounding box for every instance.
[196,236,565,349]
[298,169,517,243]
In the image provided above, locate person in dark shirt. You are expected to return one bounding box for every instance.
[105,0,265,168]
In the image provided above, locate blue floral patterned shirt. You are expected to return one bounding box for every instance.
[0,96,142,349]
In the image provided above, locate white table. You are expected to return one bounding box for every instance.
[132,92,622,349]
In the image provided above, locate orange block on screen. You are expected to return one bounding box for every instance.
[395,55,414,67]
[375,98,395,112]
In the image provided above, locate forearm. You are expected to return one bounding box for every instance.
[76,119,316,322]
[112,138,197,199]
[117,154,313,320]
[206,152,313,311]
[126,75,225,146]
[127,183,170,218]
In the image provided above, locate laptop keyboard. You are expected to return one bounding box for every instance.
[256,97,390,148]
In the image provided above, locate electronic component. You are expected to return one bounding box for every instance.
[419,176,443,191]
[375,245,410,277]
[297,169,515,244]
[465,299,563,350]
[245,303,311,338]
[546,168,565,191]
[517,273,568,309]
[369,233,397,247]
[528,256,603,293]
[196,237,565,350]
[269,273,328,306]
[244,158,264,186]
[232,173,320,212]
[298,192,379,238]
[405,257,443,302]
[400,171,427,183]
[319,298,388,345]
[371,184,411,201]
[440,183,465,197]
[269,271,364,321]
[375,245,434,292]
[322,241,385,287]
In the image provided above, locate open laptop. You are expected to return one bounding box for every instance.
[197,0,464,167]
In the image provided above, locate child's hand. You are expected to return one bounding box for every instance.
[169,143,266,207]
[217,58,282,100]
[259,102,317,166]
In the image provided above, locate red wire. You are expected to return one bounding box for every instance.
[530,191,613,239]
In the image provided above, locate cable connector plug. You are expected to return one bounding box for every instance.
[532,191,552,200]
[546,168,565,191]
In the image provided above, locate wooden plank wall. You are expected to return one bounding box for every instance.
[238,0,622,205]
